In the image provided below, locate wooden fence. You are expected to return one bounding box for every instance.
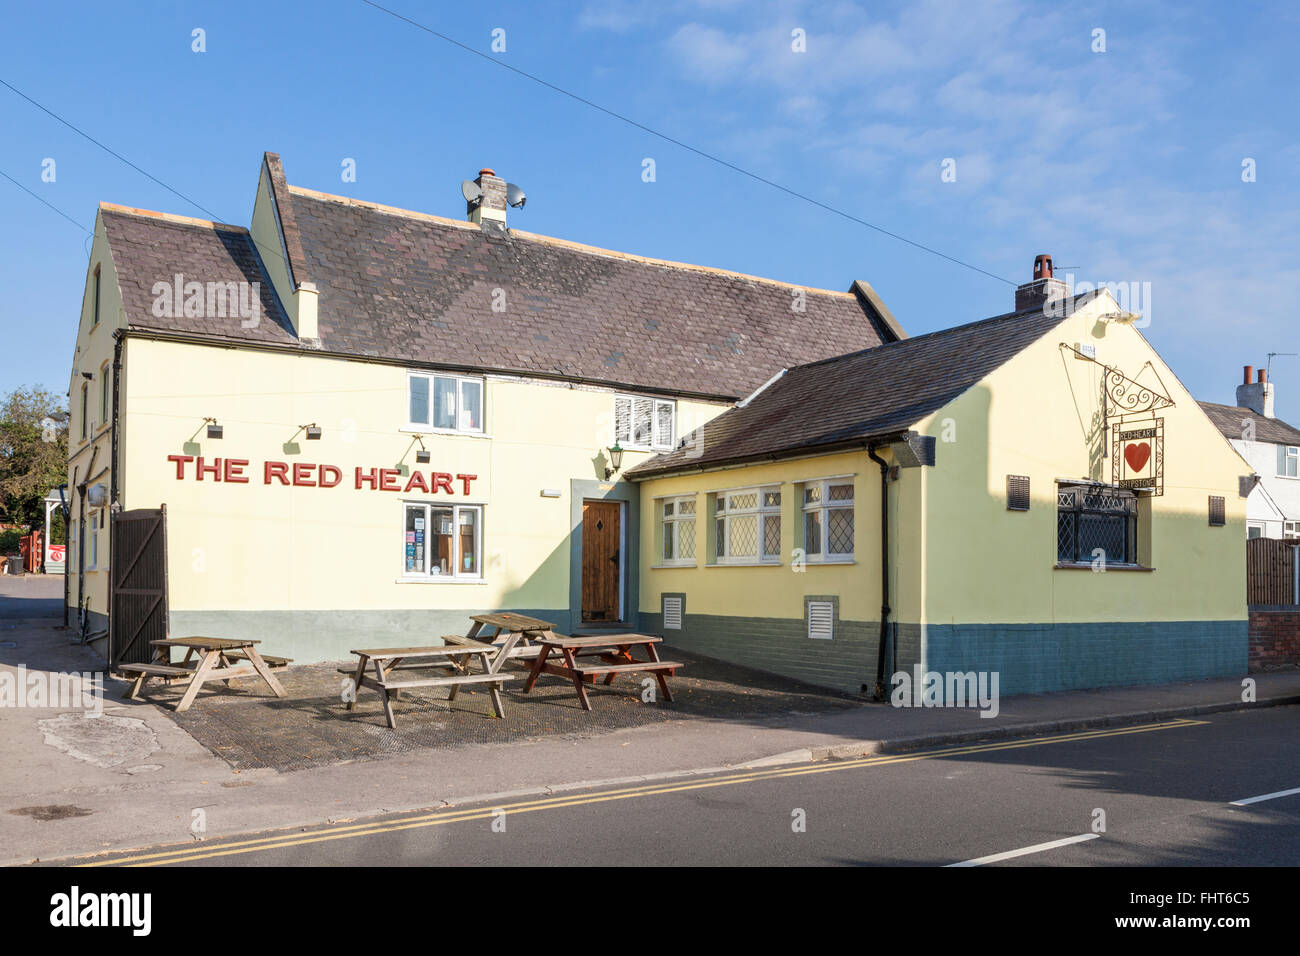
[1246,537,1300,605]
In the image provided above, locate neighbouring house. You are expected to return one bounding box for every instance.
[1199,368,1300,540]
[66,154,1252,697]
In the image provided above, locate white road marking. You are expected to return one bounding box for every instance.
[1230,786,1300,807]
[947,833,1099,867]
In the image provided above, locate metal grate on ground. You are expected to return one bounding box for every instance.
[155,647,862,773]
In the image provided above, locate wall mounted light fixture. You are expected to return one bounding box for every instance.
[604,443,624,480]
[205,417,223,439]
[415,436,431,464]
[304,424,322,440]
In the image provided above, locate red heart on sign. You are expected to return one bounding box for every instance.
[1124,442,1151,472]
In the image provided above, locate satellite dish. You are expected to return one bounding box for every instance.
[506,183,526,208]
[461,180,483,204]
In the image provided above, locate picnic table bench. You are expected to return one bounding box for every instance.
[523,633,681,711]
[119,637,288,712]
[345,635,519,729]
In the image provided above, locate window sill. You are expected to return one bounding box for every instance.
[650,562,697,570]
[400,426,490,439]
[801,557,857,566]
[395,575,488,585]
[704,561,783,568]
[1053,562,1155,572]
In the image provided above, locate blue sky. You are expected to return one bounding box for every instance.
[2,0,1298,417]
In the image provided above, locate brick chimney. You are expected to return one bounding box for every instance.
[467,167,508,235]
[1015,254,1070,312]
[1237,364,1275,418]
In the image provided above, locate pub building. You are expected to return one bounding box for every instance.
[66,154,1250,697]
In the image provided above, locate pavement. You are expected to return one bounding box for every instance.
[3,573,1300,865]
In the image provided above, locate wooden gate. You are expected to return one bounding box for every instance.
[1246,537,1299,605]
[110,506,169,666]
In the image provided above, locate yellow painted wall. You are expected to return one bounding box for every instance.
[636,450,892,622]
[917,292,1247,625]
[65,211,122,621]
[118,336,726,614]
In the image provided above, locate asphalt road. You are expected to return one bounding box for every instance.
[65,704,1300,867]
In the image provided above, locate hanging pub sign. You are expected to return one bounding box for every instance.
[1112,418,1164,495]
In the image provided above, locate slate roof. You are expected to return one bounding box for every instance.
[98,159,901,400]
[626,291,1102,479]
[284,188,891,399]
[100,207,296,343]
[1198,401,1300,446]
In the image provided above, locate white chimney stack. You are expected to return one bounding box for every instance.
[1237,364,1275,418]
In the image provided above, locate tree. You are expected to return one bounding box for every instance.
[0,385,69,532]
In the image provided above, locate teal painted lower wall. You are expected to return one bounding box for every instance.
[167,608,575,663]
[645,608,1245,698]
[923,619,1248,697]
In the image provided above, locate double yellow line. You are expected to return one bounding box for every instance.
[70,717,1206,867]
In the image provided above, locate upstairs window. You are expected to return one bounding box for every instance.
[1057,482,1138,565]
[803,479,855,560]
[715,487,781,564]
[100,365,110,423]
[408,372,483,433]
[614,395,674,451]
[80,383,88,441]
[1278,445,1298,477]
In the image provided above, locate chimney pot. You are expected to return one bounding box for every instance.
[1259,368,1267,384]
[1033,254,1053,280]
[479,167,496,177]
[1244,365,1254,385]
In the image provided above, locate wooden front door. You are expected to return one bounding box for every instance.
[581,500,622,623]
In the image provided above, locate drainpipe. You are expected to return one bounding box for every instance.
[110,333,122,508]
[867,444,891,700]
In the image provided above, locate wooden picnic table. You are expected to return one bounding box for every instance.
[464,612,556,662]
[345,634,520,729]
[120,637,290,712]
[522,633,682,711]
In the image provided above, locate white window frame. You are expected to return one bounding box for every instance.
[614,394,675,451]
[1280,445,1300,478]
[802,478,855,561]
[660,495,697,566]
[407,371,485,434]
[401,501,483,580]
[100,363,110,423]
[80,382,88,440]
[1286,520,1300,540]
[714,486,781,565]
[89,510,99,570]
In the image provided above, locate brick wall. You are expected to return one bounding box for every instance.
[1248,607,1300,671]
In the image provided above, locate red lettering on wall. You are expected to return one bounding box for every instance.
[355,467,378,490]
[224,459,250,483]
[265,461,290,485]
[432,472,454,494]
[292,463,317,487]
[167,454,193,479]
[457,473,477,496]
[403,471,429,494]
[319,465,342,488]
[379,469,401,492]
[196,457,221,481]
